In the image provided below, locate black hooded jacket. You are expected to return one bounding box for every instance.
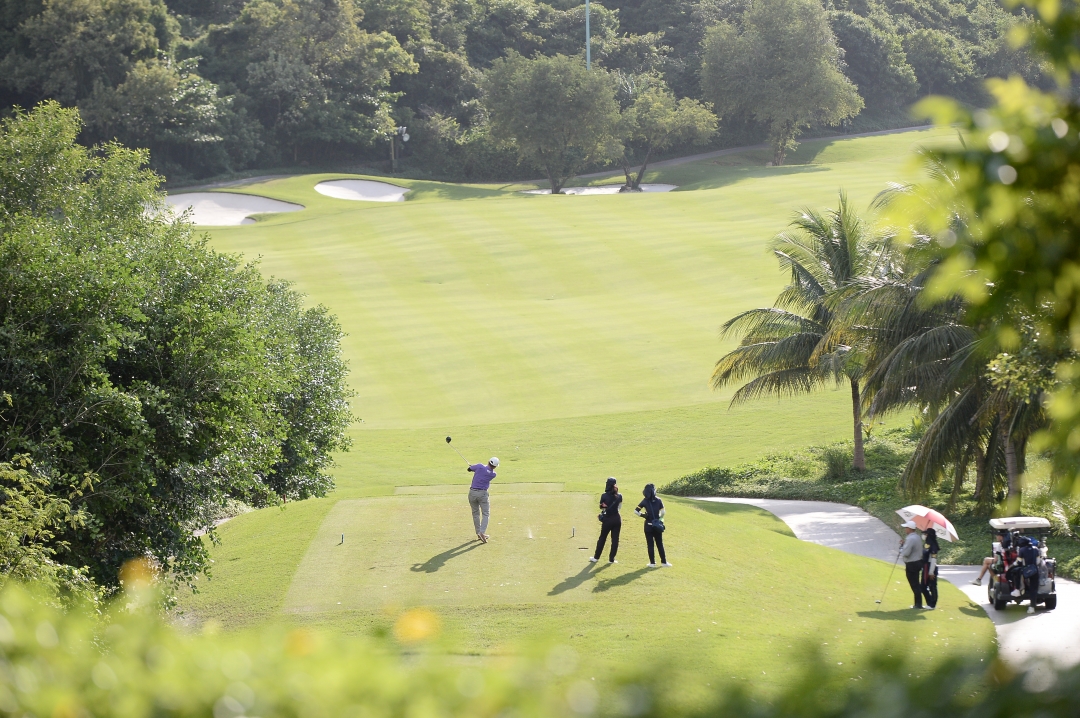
[600,478,622,523]
[637,484,664,530]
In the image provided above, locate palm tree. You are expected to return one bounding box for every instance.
[712,192,885,470]
[836,192,1053,510]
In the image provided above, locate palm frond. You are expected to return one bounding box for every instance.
[727,367,827,406]
[719,307,822,340]
[711,333,823,388]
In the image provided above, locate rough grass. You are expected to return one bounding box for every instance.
[661,428,1080,579]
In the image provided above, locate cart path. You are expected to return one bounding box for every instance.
[694,497,1080,669]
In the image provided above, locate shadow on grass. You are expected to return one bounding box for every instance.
[680,497,796,538]
[402,181,511,202]
[959,606,985,618]
[856,609,929,621]
[549,563,606,596]
[410,541,481,573]
[593,567,651,593]
[661,163,829,193]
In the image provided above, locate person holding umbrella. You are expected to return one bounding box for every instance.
[921,528,941,610]
[900,521,928,609]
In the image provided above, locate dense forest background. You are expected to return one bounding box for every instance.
[0,0,1045,181]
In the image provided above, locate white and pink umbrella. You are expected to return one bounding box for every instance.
[895,505,960,542]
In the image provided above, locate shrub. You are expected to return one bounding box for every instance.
[820,446,851,481]
[2,581,1080,718]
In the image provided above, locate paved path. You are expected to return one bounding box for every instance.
[695,497,1080,669]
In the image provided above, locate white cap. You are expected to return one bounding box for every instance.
[489,457,499,467]
[901,520,917,529]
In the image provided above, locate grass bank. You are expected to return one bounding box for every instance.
[661,428,1080,578]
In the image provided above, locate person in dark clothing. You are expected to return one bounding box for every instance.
[591,477,622,563]
[635,483,671,567]
[899,521,926,609]
[1017,536,1042,614]
[921,528,941,609]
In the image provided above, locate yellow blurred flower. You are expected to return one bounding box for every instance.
[393,609,440,644]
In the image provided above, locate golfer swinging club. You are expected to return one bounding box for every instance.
[467,457,499,543]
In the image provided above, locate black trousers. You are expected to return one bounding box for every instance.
[905,561,924,607]
[1024,573,1040,607]
[922,564,938,608]
[594,521,621,561]
[646,529,666,564]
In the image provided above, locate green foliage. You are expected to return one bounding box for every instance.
[0,102,352,590]
[196,0,416,164]
[0,579,1066,718]
[661,429,1080,576]
[902,27,977,95]
[0,0,1041,179]
[618,77,716,188]
[711,192,880,470]
[0,457,98,604]
[829,11,919,118]
[661,432,912,502]
[0,0,176,105]
[483,52,622,193]
[821,445,853,481]
[894,0,1080,495]
[700,0,863,165]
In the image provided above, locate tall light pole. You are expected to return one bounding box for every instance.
[585,0,591,69]
[389,126,409,172]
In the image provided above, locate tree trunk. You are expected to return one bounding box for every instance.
[771,121,796,165]
[632,144,654,189]
[547,166,563,195]
[973,443,986,500]
[947,455,967,513]
[1005,435,1021,511]
[620,155,633,189]
[850,378,865,471]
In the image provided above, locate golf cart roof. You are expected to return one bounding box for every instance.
[989,517,1052,531]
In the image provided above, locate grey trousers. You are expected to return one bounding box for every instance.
[469,488,490,534]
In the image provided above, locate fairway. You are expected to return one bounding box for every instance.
[177,127,996,689]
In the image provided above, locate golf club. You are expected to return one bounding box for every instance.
[875,549,902,605]
[445,436,469,465]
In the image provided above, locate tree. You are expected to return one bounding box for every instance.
[712,193,882,471]
[0,103,353,590]
[483,52,622,194]
[700,0,863,165]
[840,231,1007,508]
[902,28,976,96]
[196,0,416,164]
[838,170,1063,511]
[829,11,918,117]
[888,0,1080,494]
[0,453,98,603]
[617,77,716,190]
[78,58,231,174]
[0,0,176,106]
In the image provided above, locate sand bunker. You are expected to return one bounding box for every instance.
[521,183,677,195]
[165,192,304,226]
[314,179,409,202]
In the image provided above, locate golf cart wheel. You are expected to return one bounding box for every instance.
[994,597,1008,610]
[1044,594,1057,610]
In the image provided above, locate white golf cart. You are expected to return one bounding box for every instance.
[987,517,1057,611]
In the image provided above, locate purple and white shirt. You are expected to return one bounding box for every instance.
[469,464,496,490]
